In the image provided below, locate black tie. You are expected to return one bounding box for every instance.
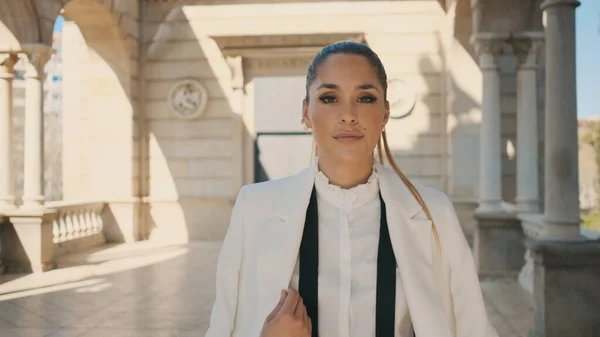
[299,186,397,337]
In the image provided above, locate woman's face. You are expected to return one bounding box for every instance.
[303,54,390,165]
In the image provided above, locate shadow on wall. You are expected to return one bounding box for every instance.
[143,6,254,243]
[383,1,524,241]
[384,6,482,241]
[55,0,140,243]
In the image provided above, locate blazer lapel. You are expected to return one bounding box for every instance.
[376,163,453,337]
[257,160,318,299]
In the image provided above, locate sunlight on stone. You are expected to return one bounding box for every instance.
[0,278,108,301]
[74,281,113,293]
[506,139,516,160]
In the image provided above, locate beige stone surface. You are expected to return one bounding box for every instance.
[2,0,544,242]
[0,241,532,337]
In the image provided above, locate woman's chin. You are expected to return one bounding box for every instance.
[325,150,373,165]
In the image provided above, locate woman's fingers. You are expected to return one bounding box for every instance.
[302,303,308,324]
[265,289,287,324]
[294,296,305,318]
[279,288,300,316]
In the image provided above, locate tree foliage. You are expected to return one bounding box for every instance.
[581,121,600,230]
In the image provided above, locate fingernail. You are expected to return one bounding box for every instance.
[280,289,285,298]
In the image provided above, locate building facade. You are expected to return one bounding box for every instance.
[1,1,598,335]
[2,0,543,242]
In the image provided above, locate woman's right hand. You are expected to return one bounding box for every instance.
[260,288,312,337]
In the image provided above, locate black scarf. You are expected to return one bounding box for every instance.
[299,185,397,337]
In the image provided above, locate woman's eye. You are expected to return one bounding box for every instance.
[358,95,377,103]
[319,95,337,103]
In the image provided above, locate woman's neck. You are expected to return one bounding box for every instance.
[317,155,374,189]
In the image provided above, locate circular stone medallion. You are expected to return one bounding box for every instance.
[387,78,417,119]
[168,79,208,119]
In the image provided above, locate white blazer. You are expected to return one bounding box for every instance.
[205,160,498,337]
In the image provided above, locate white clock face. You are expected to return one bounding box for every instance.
[168,79,208,120]
[387,78,416,119]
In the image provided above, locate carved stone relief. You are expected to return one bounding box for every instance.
[168,78,208,120]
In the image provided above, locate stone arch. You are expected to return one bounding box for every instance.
[37,0,138,49]
[454,0,475,59]
[44,0,141,242]
[0,0,39,49]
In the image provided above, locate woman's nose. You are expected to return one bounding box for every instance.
[340,116,356,123]
[340,107,358,124]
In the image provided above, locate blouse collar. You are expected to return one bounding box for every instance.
[314,164,380,211]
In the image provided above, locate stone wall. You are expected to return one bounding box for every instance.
[59,0,143,242]
[142,0,472,241]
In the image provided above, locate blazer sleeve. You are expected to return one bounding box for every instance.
[205,186,247,337]
[440,195,499,337]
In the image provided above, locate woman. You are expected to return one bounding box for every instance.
[205,41,498,337]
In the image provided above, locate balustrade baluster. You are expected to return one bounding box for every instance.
[84,209,93,235]
[59,213,68,242]
[65,211,74,240]
[52,218,60,243]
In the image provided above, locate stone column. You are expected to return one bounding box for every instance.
[1,46,57,273]
[21,45,52,210]
[474,37,503,214]
[0,53,19,210]
[522,2,600,337]
[539,0,581,240]
[512,34,544,294]
[521,0,582,242]
[0,53,17,275]
[469,35,525,276]
[514,35,543,214]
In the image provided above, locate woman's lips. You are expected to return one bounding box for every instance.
[334,135,364,142]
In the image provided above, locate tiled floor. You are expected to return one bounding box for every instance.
[0,241,533,337]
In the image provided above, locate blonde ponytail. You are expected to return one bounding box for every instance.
[380,127,442,251]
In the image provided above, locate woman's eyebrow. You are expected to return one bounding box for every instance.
[357,84,379,92]
[316,83,379,92]
[316,83,339,90]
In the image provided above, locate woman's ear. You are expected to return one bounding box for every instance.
[302,99,311,129]
[384,100,390,125]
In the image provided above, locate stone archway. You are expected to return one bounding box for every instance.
[40,0,142,242]
[36,0,139,49]
[0,0,39,50]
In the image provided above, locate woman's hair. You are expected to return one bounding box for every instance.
[304,41,388,101]
[305,41,441,249]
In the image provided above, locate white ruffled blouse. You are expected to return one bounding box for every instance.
[289,166,413,337]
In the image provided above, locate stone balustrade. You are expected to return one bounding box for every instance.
[45,201,107,256]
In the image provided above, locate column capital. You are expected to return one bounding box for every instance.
[20,44,54,80]
[541,0,581,11]
[0,53,19,77]
[470,33,508,69]
[511,33,545,70]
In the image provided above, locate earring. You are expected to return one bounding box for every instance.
[302,118,309,130]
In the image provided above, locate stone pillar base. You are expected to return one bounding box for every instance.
[0,215,5,274]
[1,208,57,273]
[102,199,142,243]
[527,238,600,337]
[474,209,526,276]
